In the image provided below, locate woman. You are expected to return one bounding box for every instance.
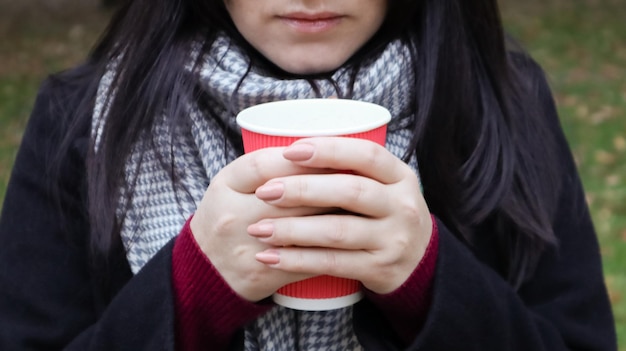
[0,0,617,350]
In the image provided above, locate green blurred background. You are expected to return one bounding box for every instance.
[0,0,624,348]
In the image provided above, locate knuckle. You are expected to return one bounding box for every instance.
[372,250,397,269]
[398,197,422,223]
[273,220,294,245]
[213,213,238,235]
[321,249,339,272]
[346,179,367,203]
[276,178,307,206]
[248,153,264,178]
[325,217,348,244]
[248,151,274,182]
[371,235,407,268]
[295,177,308,202]
[365,144,387,172]
[290,250,307,272]
[328,141,341,164]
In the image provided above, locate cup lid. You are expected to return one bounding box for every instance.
[236,99,391,137]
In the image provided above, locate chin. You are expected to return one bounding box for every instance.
[273,57,347,76]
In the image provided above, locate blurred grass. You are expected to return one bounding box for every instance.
[0,3,110,201]
[0,0,624,349]
[500,1,626,348]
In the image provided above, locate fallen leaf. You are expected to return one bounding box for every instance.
[614,136,626,152]
[601,63,622,80]
[566,66,590,84]
[605,174,620,186]
[576,104,589,119]
[595,150,616,165]
[590,106,615,124]
[558,94,578,107]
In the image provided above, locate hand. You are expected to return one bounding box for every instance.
[190,147,333,302]
[250,137,432,294]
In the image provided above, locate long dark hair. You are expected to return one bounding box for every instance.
[56,0,560,288]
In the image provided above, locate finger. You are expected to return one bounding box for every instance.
[248,214,383,250]
[282,137,411,184]
[217,147,330,193]
[233,193,335,221]
[255,173,391,217]
[255,246,376,282]
[197,180,333,229]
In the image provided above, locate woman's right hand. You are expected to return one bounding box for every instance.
[190,147,329,302]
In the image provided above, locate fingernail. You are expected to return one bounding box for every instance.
[256,182,284,201]
[248,221,274,238]
[256,250,280,265]
[283,143,315,161]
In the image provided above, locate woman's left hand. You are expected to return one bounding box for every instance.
[249,137,433,294]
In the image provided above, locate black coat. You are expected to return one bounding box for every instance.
[0,61,617,350]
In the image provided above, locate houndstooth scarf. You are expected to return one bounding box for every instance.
[93,35,419,350]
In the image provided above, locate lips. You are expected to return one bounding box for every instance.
[278,12,345,33]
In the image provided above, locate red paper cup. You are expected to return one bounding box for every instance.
[236,98,391,311]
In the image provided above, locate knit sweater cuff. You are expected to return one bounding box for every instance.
[172,216,273,351]
[364,215,439,344]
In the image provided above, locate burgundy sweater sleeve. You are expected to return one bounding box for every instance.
[365,215,439,344]
[172,217,273,351]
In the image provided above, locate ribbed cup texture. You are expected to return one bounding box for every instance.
[277,275,361,299]
[241,125,388,152]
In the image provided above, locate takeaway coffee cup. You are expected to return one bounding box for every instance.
[236,98,391,311]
